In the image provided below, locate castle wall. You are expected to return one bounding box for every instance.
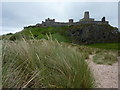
[79,21,108,24]
[80,18,94,22]
[91,21,109,24]
[24,12,109,28]
[35,20,109,27]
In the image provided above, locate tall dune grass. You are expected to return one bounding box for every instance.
[2,39,94,88]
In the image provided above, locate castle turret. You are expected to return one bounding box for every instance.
[101,16,109,24]
[43,18,55,26]
[102,17,105,22]
[69,19,73,23]
[68,19,74,25]
[80,11,94,22]
[84,11,89,19]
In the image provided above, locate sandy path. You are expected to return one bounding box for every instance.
[86,55,118,88]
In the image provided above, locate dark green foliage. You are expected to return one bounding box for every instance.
[69,24,119,44]
[86,43,119,50]
[9,35,17,41]
[6,33,13,35]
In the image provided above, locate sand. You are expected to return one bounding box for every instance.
[86,55,118,88]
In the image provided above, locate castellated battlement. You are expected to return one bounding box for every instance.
[24,11,109,28]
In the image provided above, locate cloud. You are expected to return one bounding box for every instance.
[1,2,118,35]
[1,26,23,35]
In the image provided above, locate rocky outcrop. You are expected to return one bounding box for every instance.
[68,24,119,44]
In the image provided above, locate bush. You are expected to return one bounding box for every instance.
[9,35,17,41]
[6,33,13,35]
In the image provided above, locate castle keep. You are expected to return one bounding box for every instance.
[24,11,109,28]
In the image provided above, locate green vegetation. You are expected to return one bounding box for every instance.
[0,36,2,40]
[2,24,119,88]
[87,43,119,50]
[87,43,118,65]
[2,39,95,88]
[51,33,71,43]
[2,24,119,45]
[8,26,71,42]
[2,36,118,88]
[93,51,118,65]
[1,35,12,40]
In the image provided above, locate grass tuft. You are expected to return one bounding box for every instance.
[93,51,118,65]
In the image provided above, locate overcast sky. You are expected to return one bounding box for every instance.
[1,2,118,35]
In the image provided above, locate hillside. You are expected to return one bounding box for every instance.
[8,26,71,42]
[3,23,119,45]
[2,23,119,88]
[68,24,119,44]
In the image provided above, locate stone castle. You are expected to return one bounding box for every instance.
[24,11,109,28]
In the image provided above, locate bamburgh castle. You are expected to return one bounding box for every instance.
[15,11,119,44]
[24,11,109,28]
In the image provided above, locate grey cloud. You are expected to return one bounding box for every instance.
[1,2,118,35]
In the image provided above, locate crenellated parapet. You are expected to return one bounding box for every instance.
[24,11,109,28]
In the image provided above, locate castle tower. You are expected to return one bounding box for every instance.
[102,17,105,22]
[80,11,94,22]
[84,11,89,19]
[69,19,73,25]
[69,19,73,23]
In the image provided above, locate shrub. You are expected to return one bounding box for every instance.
[6,33,13,35]
[9,35,17,41]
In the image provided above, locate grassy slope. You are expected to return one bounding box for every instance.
[2,24,119,44]
[11,26,71,43]
[51,33,70,42]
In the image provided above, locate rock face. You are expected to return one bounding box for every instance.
[68,24,119,44]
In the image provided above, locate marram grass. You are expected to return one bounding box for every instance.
[93,51,118,65]
[2,39,95,88]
